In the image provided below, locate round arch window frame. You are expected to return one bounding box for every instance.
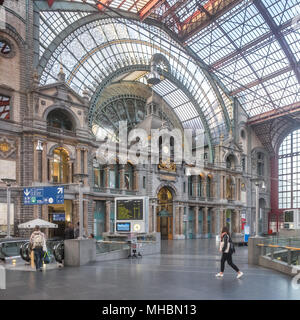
[0,37,15,58]
[46,108,76,132]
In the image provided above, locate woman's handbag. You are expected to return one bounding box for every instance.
[43,251,51,264]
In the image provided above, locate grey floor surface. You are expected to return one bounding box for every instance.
[1,239,300,300]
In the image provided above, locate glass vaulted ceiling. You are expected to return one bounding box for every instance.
[37,0,300,136]
[186,0,300,117]
[38,12,230,141]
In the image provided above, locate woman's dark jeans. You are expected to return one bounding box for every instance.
[221,252,239,273]
[33,248,43,270]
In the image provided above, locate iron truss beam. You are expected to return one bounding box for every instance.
[248,101,300,154]
[248,101,300,126]
[179,0,243,42]
[209,19,294,71]
[139,0,166,21]
[253,0,300,85]
[230,66,293,96]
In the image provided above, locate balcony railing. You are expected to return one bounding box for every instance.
[47,126,76,137]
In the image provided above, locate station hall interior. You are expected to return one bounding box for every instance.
[0,0,300,300]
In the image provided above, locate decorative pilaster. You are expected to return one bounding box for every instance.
[33,140,38,182]
[105,200,111,232]
[175,205,180,235]
[104,165,110,189]
[211,208,216,235]
[193,176,197,197]
[133,168,139,191]
[194,206,199,236]
[153,201,157,232]
[179,206,184,235]
[119,164,125,190]
[84,149,88,186]
[219,209,224,231]
[148,202,153,232]
[68,162,73,184]
[203,207,208,236]
[84,199,88,235]
[42,142,47,182]
[76,147,81,174]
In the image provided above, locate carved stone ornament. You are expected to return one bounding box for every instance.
[0,136,16,159]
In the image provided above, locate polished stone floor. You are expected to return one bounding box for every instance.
[1,239,300,300]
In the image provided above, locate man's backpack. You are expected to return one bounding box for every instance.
[33,233,44,248]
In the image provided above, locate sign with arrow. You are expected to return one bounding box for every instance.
[23,186,64,205]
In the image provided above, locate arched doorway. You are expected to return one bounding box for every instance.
[157,187,173,240]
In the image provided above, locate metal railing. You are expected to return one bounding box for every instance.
[257,237,300,266]
[96,240,130,254]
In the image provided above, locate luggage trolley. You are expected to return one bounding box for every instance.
[128,234,142,258]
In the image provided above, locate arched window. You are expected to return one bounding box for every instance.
[93,158,105,188]
[198,175,202,197]
[170,137,174,163]
[188,175,193,196]
[257,152,265,176]
[109,164,120,189]
[278,129,300,209]
[226,154,235,169]
[0,95,10,120]
[47,109,74,131]
[0,40,11,55]
[125,163,134,190]
[51,147,69,183]
[207,176,212,198]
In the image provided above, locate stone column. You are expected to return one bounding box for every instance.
[179,206,184,235]
[233,209,241,234]
[148,202,153,232]
[33,140,38,182]
[203,178,207,199]
[105,200,111,233]
[76,147,81,174]
[193,176,197,197]
[91,201,96,235]
[84,199,88,235]
[68,162,73,184]
[84,149,88,186]
[104,165,110,189]
[219,209,224,231]
[220,176,223,199]
[175,204,180,236]
[42,142,47,182]
[194,206,199,237]
[133,168,139,191]
[119,164,125,190]
[203,207,208,237]
[153,202,157,232]
[211,208,216,235]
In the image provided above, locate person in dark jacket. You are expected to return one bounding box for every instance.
[216,226,243,279]
[64,222,74,240]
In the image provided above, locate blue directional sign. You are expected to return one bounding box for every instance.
[23,186,64,205]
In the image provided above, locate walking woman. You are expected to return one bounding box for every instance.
[216,227,243,278]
